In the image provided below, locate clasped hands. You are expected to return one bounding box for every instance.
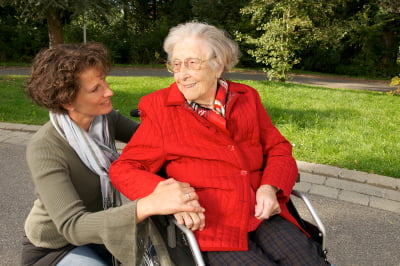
[136,178,205,224]
[173,183,280,231]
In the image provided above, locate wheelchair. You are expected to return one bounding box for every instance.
[149,189,328,266]
[130,109,329,265]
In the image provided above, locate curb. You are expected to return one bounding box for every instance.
[295,161,400,214]
[1,122,399,214]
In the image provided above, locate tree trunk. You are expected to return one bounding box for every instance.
[46,7,64,47]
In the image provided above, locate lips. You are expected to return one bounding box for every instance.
[101,99,112,106]
[183,83,196,88]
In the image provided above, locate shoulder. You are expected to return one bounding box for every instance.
[106,109,123,122]
[227,80,261,101]
[28,121,65,149]
[138,85,177,114]
[140,86,170,106]
[106,110,137,128]
[27,122,72,165]
[106,110,139,142]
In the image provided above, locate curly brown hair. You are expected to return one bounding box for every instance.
[26,42,111,113]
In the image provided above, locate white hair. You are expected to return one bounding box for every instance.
[163,21,240,73]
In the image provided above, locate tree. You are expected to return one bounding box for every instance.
[332,0,400,77]
[2,0,115,47]
[237,0,317,81]
[374,0,400,74]
[238,0,399,79]
[0,4,48,61]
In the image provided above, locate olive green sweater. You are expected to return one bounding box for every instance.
[24,110,173,265]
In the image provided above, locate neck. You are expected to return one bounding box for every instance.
[194,82,219,109]
[68,112,94,132]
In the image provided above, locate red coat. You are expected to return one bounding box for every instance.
[109,81,301,251]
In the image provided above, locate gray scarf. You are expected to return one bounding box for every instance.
[50,112,121,209]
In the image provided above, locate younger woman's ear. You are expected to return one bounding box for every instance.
[61,103,74,112]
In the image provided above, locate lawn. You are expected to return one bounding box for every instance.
[0,74,398,178]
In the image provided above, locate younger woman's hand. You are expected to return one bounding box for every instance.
[136,178,205,223]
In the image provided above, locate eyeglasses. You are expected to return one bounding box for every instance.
[166,57,214,73]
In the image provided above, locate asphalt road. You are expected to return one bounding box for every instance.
[0,67,395,92]
[1,141,400,266]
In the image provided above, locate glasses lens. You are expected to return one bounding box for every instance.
[172,60,182,73]
[168,60,182,73]
[186,58,202,70]
[166,62,174,73]
[167,58,205,73]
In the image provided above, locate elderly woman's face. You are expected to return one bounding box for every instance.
[172,37,223,106]
[63,68,114,129]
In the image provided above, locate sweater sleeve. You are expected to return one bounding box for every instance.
[254,90,298,198]
[25,124,140,258]
[103,201,150,266]
[109,96,166,201]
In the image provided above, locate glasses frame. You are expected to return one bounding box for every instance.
[166,57,215,73]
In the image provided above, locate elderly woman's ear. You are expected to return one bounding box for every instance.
[215,61,224,79]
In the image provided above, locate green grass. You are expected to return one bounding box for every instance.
[0,75,399,178]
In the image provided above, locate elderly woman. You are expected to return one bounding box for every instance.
[21,42,204,266]
[109,22,327,265]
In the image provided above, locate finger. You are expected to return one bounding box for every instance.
[174,213,184,225]
[198,212,206,231]
[255,200,273,220]
[176,180,191,188]
[162,178,175,184]
[190,191,200,200]
[183,190,199,202]
[260,204,281,219]
[182,212,193,229]
[160,178,181,188]
[184,204,205,213]
[274,206,281,216]
[188,199,205,212]
[182,186,195,194]
[254,201,264,217]
[186,212,205,231]
[189,213,200,231]
[183,192,191,202]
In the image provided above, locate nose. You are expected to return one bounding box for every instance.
[104,81,114,97]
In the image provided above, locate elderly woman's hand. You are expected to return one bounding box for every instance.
[174,207,206,231]
[254,184,281,220]
[136,178,205,223]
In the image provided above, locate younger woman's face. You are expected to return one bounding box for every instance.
[65,68,113,129]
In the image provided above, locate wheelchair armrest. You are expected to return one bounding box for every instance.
[170,218,206,266]
[291,190,327,251]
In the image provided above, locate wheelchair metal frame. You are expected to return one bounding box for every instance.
[169,189,327,266]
